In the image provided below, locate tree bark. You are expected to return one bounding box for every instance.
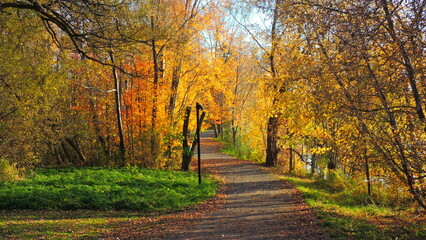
[265,0,282,167]
[289,147,293,173]
[311,153,316,176]
[231,123,238,147]
[213,123,218,138]
[364,152,371,197]
[66,138,87,165]
[150,15,160,162]
[168,61,182,119]
[182,110,206,171]
[61,142,72,165]
[181,106,192,171]
[109,51,126,166]
[266,115,279,166]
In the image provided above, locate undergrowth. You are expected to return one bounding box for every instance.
[217,128,262,162]
[0,158,21,181]
[0,166,218,211]
[284,175,426,240]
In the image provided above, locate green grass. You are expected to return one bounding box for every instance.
[284,176,426,240]
[0,166,218,211]
[0,166,219,239]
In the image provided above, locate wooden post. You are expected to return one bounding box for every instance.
[196,103,203,184]
[289,147,293,173]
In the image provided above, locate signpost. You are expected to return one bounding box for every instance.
[196,103,203,184]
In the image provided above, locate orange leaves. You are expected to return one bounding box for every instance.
[123,56,152,77]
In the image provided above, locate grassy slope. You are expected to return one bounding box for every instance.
[284,176,426,240]
[0,167,219,239]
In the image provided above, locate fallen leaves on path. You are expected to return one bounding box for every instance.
[104,134,329,239]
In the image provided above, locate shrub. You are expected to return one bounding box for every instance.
[218,127,262,162]
[0,158,21,181]
[311,170,413,207]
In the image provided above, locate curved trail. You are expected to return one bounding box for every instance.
[171,131,329,240]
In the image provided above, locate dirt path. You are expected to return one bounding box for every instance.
[168,131,329,240]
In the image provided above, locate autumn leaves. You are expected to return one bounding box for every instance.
[252,0,426,209]
[0,0,425,210]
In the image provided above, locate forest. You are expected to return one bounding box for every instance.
[0,0,425,238]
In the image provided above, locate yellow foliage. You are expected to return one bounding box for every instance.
[0,159,21,182]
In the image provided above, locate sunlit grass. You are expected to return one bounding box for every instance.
[0,166,219,239]
[284,176,426,240]
[0,166,218,211]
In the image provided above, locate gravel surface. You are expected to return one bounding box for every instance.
[169,131,330,240]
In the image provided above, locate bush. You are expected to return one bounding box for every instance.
[0,158,21,181]
[310,170,413,207]
[285,175,425,240]
[218,127,262,162]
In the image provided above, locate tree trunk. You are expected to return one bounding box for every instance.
[150,15,160,163]
[54,147,63,166]
[61,142,72,165]
[364,152,371,197]
[110,51,126,166]
[265,0,282,167]
[213,123,218,138]
[181,106,192,171]
[217,123,222,134]
[266,115,279,167]
[65,138,87,165]
[311,153,316,176]
[168,61,182,119]
[181,110,206,171]
[231,122,238,147]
